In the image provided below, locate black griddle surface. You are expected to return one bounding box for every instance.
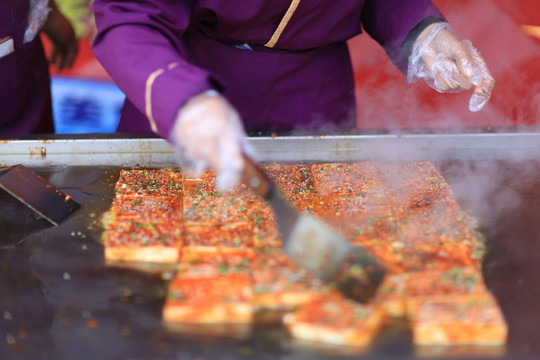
[0,161,539,360]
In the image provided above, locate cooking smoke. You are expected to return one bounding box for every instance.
[282,0,539,237]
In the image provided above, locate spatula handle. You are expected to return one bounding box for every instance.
[241,154,273,199]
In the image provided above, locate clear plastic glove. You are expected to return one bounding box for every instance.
[407,22,495,112]
[171,91,249,192]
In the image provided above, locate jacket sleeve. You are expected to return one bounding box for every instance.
[361,0,445,73]
[92,0,221,138]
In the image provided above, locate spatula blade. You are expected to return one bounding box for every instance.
[283,213,386,302]
[262,169,386,303]
[241,154,386,302]
[0,165,81,226]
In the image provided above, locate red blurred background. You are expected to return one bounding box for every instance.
[48,0,540,131]
[350,0,540,130]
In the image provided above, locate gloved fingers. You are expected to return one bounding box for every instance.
[422,45,475,92]
[469,87,490,112]
[432,55,461,91]
[421,53,460,92]
[453,44,474,81]
[173,146,206,179]
[174,122,215,165]
[212,133,245,192]
[436,55,475,91]
[171,91,250,191]
[409,23,494,112]
[446,40,477,91]
[469,74,495,112]
[173,99,221,161]
[468,46,495,112]
[213,109,247,192]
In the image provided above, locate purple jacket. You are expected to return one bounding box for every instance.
[92,0,443,137]
[0,1,53,134]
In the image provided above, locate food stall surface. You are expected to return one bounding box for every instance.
[0,134,539,360]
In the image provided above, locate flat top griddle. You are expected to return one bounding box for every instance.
[0,134,539,360]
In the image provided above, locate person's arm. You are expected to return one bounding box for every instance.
[361,0,494,112]
[92,0,220,138]
[41,0,78,69]
[406,23,495,112]
[92,0,247,191]
[361,0,444,73]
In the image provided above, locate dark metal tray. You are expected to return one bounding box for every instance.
[0,134,539,360]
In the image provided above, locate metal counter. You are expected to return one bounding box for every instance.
[0,134,539,360]
[1,132,539,167]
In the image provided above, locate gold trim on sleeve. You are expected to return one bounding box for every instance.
[264,0,301,48]
[144,62,179,133]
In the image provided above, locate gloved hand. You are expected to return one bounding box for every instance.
[171,90,249,192]
[407,22,495,112]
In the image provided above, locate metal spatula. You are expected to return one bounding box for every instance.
[241,155,386,303]
[0,165,81,226]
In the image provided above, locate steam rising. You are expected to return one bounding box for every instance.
[278,1,540,232]
[437,161,523,228]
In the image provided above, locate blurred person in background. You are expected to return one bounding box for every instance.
[92,0,494,191]
[55,0,96,39]
[0,0,78,134]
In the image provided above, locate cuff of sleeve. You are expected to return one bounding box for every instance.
[149,65,224,141]
[401,16,445,63]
